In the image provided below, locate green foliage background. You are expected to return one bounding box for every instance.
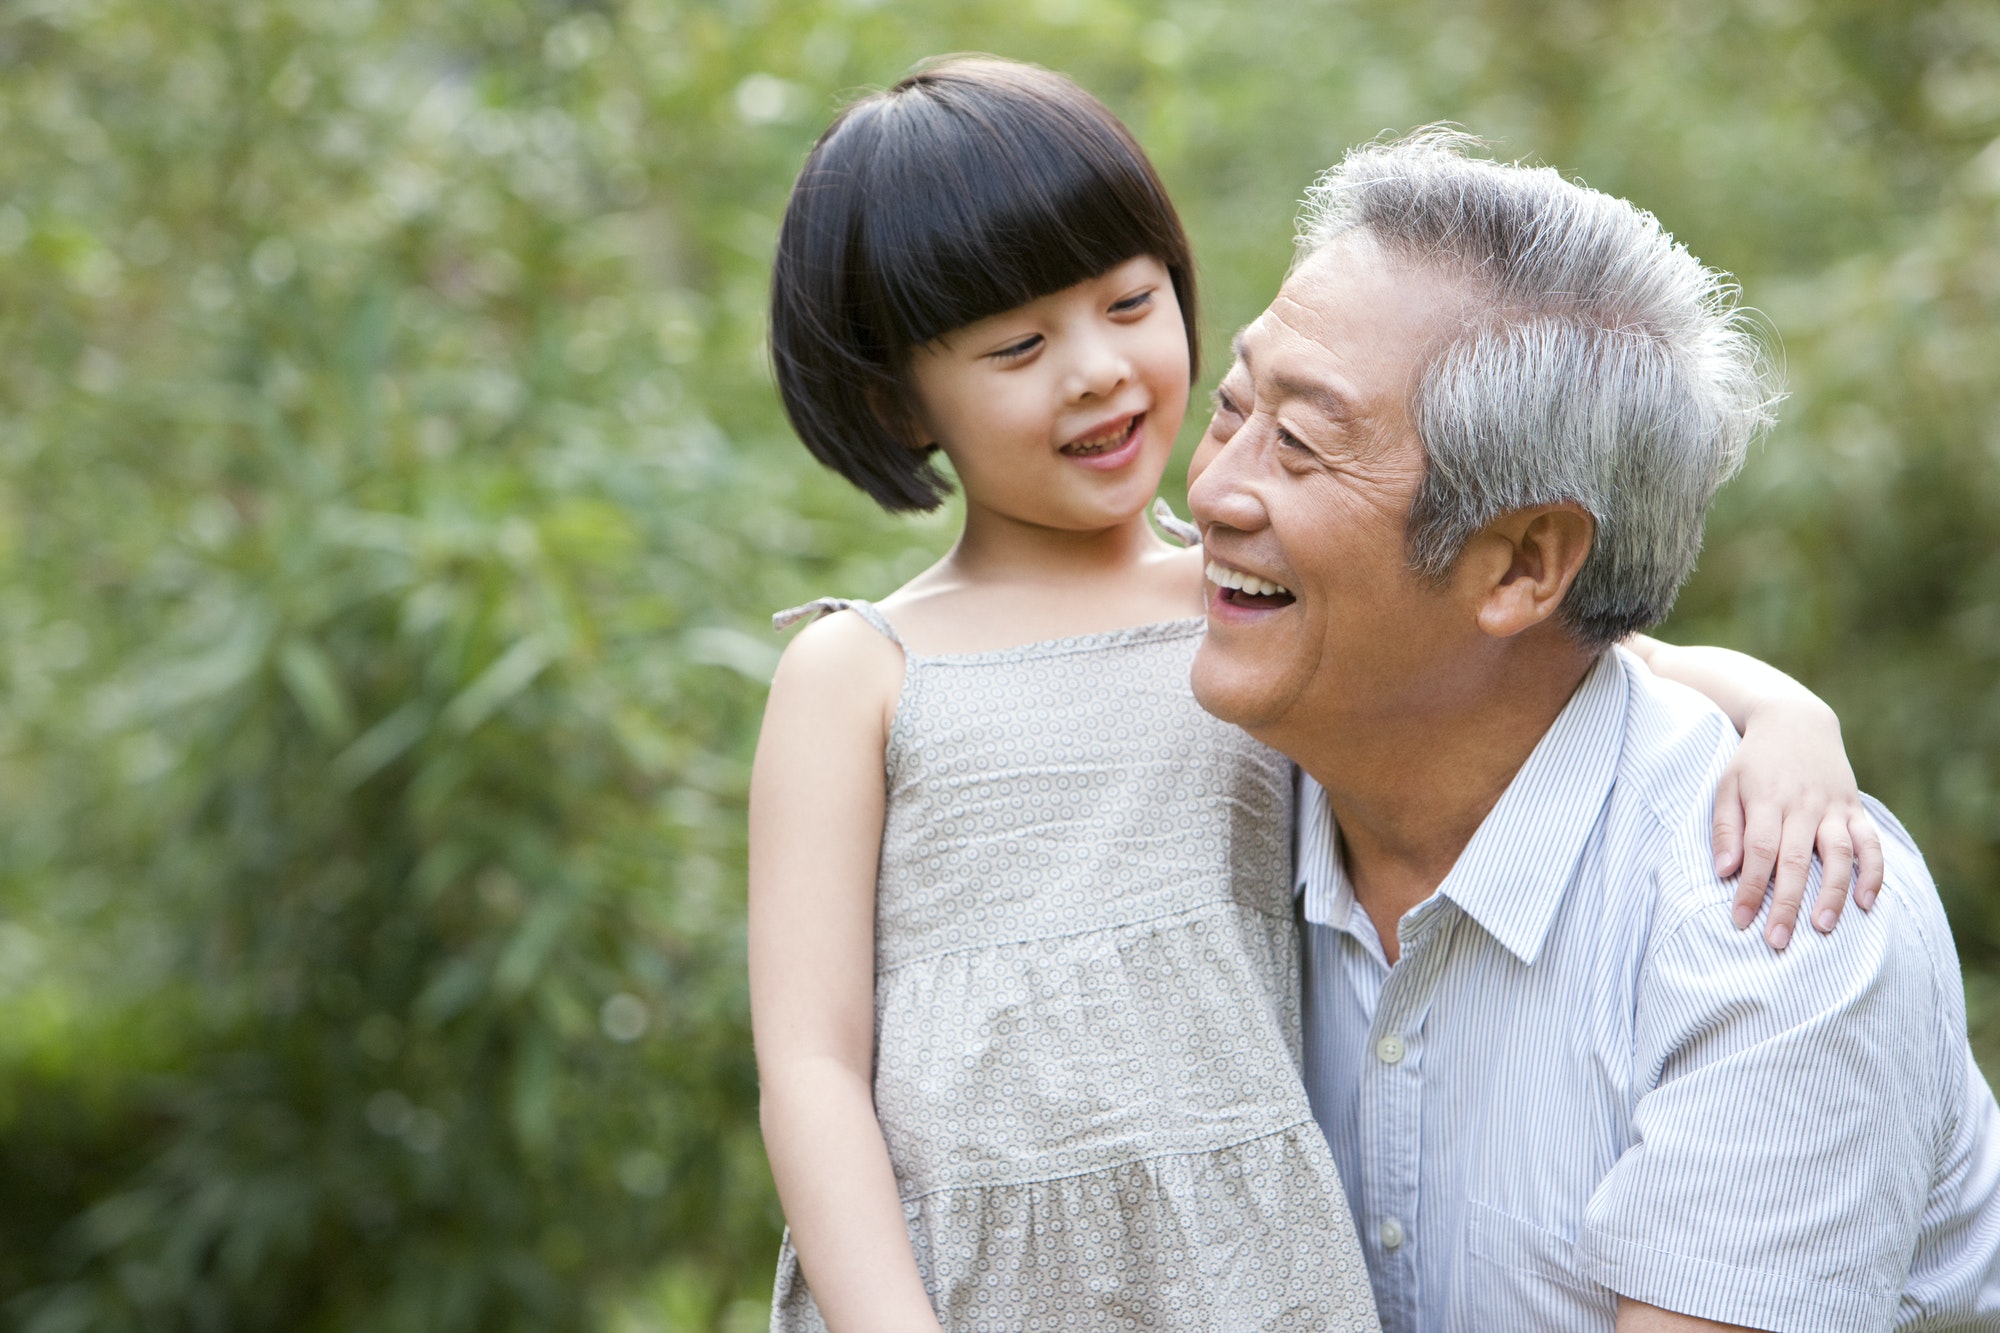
[1,0,1996,1327]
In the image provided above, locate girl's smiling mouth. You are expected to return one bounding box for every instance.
[1060,413,1145,469]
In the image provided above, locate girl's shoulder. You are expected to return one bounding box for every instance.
[774,596,905,649]
[768,600,906,731]
[869,546,1206,657]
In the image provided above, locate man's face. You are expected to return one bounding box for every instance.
[1188,235,1471,741]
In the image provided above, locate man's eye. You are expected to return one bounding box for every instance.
[1206,388,1245,440]
[988,335,1042,361]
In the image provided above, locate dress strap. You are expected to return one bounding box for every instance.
[771,597,905,647]
[1151,497,1200,547]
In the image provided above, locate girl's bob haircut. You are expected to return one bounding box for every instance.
[769,56,1198,512]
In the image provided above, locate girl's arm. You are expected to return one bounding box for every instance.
[749,614,942,1333]
[1625,634,1884,952]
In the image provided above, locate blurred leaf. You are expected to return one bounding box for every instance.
[329,701,432,792]
[681,628,778,684]
[277,638,356,742]
[441,636,557,737]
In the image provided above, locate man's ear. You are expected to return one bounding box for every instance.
[1458,504,1596,639]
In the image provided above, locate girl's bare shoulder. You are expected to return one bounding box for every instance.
[867,545,1204,656]
[770,608,905,723]
[1154,541,1206,590]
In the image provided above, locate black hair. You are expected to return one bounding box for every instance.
[768,55,1198,512]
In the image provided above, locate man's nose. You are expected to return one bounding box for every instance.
[1187,425,1267,534]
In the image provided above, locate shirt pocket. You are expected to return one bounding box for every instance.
[1460,1202,1615,1332]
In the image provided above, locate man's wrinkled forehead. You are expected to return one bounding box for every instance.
[1243,246,1357,355]
[1230,238,1460,417]
[1227,325,1358,427]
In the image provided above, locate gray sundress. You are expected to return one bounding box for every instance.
[767,598,1378,1332]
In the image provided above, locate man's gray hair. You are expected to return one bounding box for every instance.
[1297,129,1780,651]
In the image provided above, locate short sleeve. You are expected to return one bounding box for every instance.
[1576,872,1944,1333]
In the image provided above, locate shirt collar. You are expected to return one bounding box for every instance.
[1295,649,1631,966]
[1296,769,1356,932]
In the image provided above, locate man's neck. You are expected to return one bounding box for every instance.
[1291,644,1597,964]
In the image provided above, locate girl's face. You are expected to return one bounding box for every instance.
[906,256,1190,537]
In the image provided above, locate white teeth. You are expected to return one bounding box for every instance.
[1063,416,1134,454]
[1205,559,1292,598]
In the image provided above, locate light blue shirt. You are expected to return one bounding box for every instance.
[1298,648,2000,1332]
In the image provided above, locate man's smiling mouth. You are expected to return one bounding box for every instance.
[1206,559,1296,608]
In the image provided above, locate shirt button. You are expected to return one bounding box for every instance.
[1375,1035,1406,1065]
[1380,1217,1405,1250]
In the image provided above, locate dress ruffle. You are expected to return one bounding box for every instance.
[774,1125,1373,1331]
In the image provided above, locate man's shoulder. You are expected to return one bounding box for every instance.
[1601,649,1742,920]
[1605,653,1953,971]
[1604,652,1960,1013]
[1566,670,1996,1329]
[1608,647,1742,804]
[1856,793,1965,998]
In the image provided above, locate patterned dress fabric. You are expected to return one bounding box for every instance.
[766,598,1378,1332]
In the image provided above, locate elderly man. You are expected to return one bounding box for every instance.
[1188,132,2000,1331]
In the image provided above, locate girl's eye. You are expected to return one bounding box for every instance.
[1111,289,1155,315]
[988,335,1042,361]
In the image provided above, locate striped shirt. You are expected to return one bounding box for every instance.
[1298,648,2000,1332]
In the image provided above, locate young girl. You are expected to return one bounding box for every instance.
[751,57,1879,1332]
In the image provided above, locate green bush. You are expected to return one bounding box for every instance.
[0,0,1995,1327]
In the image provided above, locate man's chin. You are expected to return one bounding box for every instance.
[1189,644,1286,732]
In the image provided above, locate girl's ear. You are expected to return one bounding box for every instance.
[865,383,933,453]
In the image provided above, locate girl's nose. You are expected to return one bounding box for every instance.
[1065,333,1131,401]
